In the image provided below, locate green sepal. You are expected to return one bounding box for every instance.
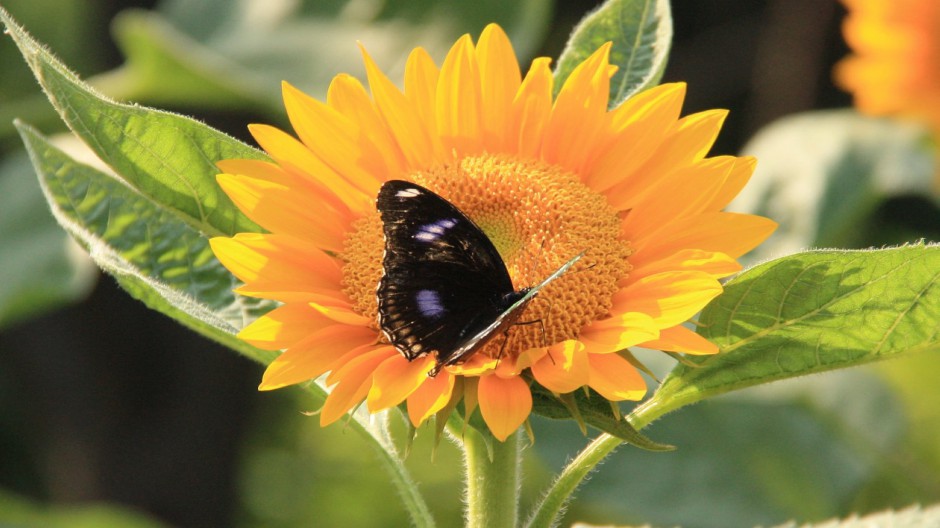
[531,385,674,452]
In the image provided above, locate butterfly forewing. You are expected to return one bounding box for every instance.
[377,181,515,361]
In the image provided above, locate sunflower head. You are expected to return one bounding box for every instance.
[209,24,776,441]
[835,0,940,132]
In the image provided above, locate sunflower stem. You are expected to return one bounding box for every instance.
[463,429,521,528]
[524,411,659,528]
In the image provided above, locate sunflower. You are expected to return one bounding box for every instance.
[209,24,776,441]
[835,0,940,133]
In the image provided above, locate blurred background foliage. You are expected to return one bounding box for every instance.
[0,0,938,527]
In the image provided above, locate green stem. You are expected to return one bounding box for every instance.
[464,430,521,528]
[370,439,436,528]
[524,410,662,528]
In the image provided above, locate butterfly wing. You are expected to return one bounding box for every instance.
[376,180,516,362]
[432,251,584,374]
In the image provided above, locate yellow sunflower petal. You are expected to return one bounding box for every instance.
[612,271,722,329]
[248,124,371,214]
[210,233,343,303]
[407,371,457,427]
[238,303,335,350]
[309,300,371,326]
[436,34,484,155]
[624,156,737,229]
[630,212,778,260]
[217,174,347,253]
[404,47,445,160]
[542,43,613,172]
[281,81,383,197]
[605,109,728,209]
[320,347,397,426]
[702,155,756,211]
[259,326,378,390]
[579,311,659,352]
[367,354,436,411]
[639,325,718,355]
[628,248,741,283]
[587,82,686,192]
[530,340,589,394]
[509,57,553,158]
[360,45,440,169]
[327,73,408,176]
[476,23,521,152]
[587,353,646,401]
[478,374,532,442]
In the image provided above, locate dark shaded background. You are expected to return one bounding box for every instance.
[0,1,864,526]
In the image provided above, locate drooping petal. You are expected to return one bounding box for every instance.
[320,347,398,425]
[367,354,437,411]
[587,353,646,401]
[530,340,590,394]
[407,371,457,427]
[478,374,532,442]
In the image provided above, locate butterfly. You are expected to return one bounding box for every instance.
[376,179,583,377]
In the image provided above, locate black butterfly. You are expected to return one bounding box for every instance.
[376,180,582,377]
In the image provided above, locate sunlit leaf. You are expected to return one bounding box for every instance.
[16,121,275,364]
[1,6,266,238]
[633,244,940,424]
[554,0,672,107]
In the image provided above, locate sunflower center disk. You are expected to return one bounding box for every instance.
[341,154,632,360]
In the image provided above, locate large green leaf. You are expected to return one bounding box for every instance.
[0,5,266,238]
[632,244,940,425]
[16,121,275,364]
[554,0,672,107]
[734,110,937,260]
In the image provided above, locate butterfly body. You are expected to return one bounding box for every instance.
[376,180,581,376]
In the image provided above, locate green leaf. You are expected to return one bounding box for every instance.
[772,504,940,528]
[735,110,937,259]
[0,6,266,238]
[0,145,96,328]
[0,488,170,528]
[531,385,673,452]
[16,120,276,365]
[632,244,940,426]
[554,0,672,108]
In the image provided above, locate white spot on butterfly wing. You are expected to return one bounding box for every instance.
[396,188,422,198]
[415,218,459,242]
[416,289,447,319]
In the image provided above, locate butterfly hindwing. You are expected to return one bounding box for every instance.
[377,181,515,361]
